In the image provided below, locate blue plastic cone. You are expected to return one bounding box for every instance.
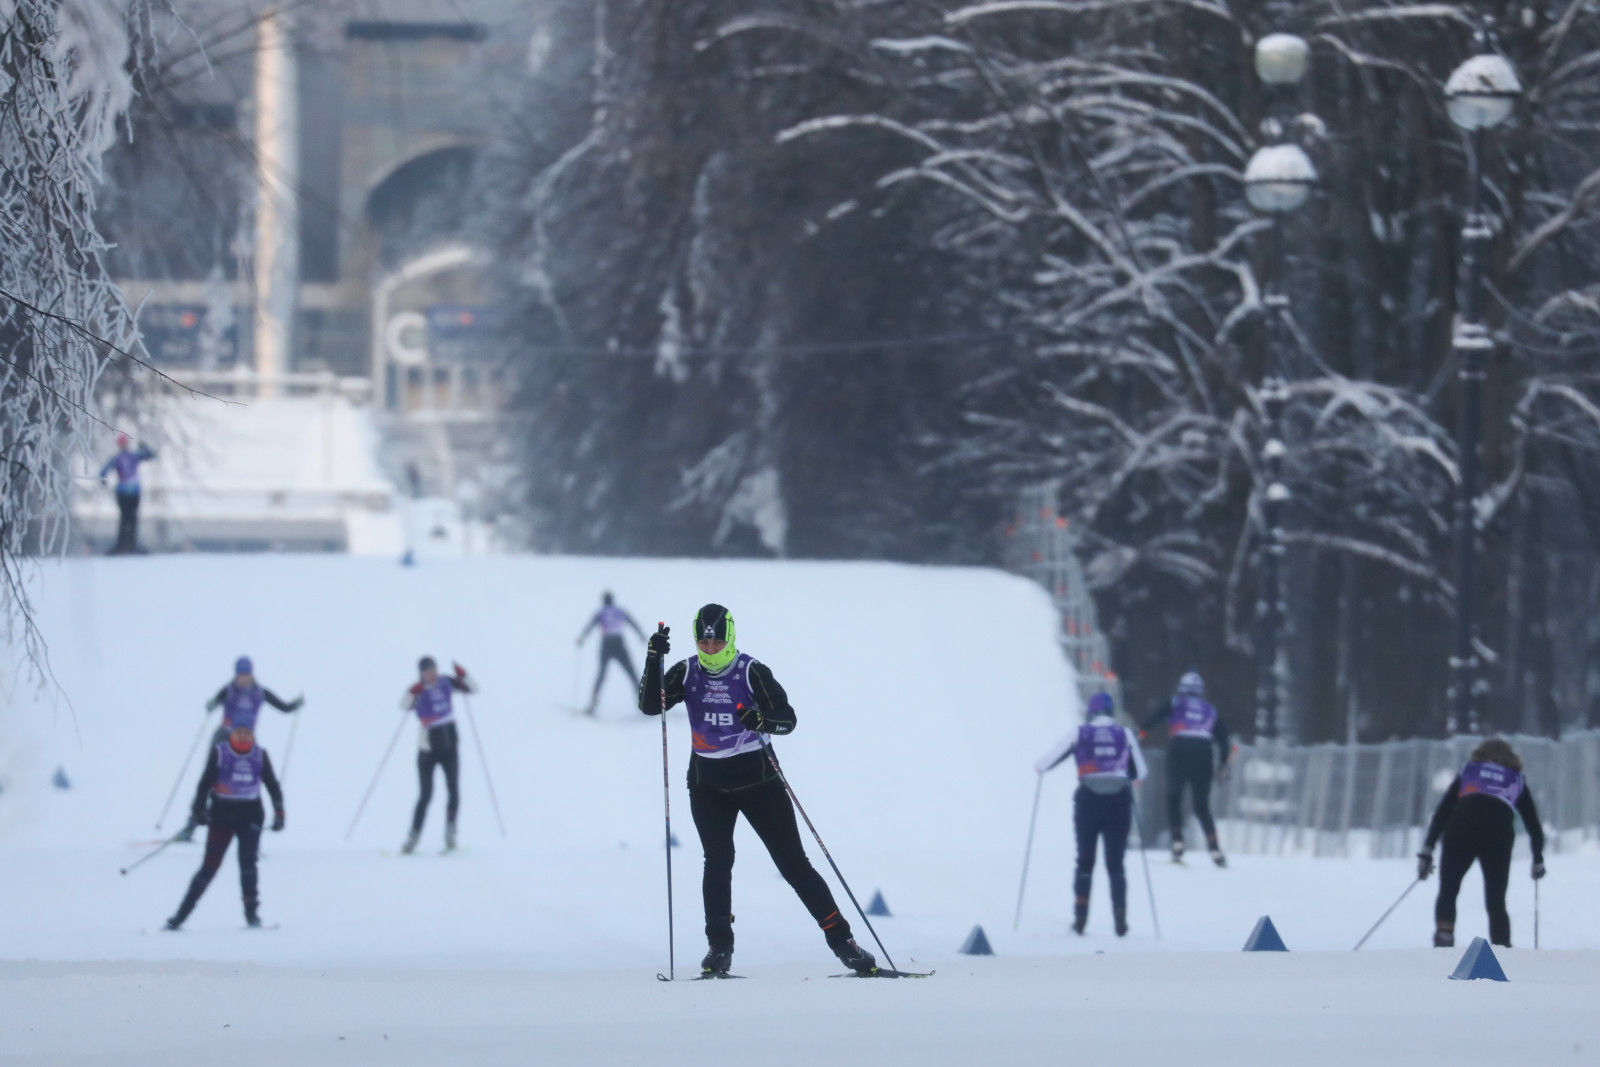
[866,891,892,917]
[669,832,680,848]
[1243,916,1288,952]
[959,925,994,955]
[51,766,71,790]
[1449,937,1508,982]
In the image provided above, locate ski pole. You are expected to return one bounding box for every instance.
[345,711,408,839]
[120,831,185,876]
[279,706,302,784]
[654,624,676,981]
[1012,773,1044,930]
[754,726,900,974]
[461,694,507,837]
[1131,791,1161,940]
[1353,877,1421,950]
[155,715,212,831]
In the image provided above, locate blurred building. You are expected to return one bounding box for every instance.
[86,1,562,552]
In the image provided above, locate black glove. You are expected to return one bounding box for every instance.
[1532,860,1546,880]
[191,807,209,827]
[289,696,305,711]
[648,625,670,657]
[271,810,285,832]
[736,702,765,731]
[1417,850,1434,880]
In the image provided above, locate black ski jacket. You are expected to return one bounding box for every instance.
[1424,775,1545,863]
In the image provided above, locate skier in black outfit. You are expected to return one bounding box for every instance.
[1418,738,1546,948]
[1140,671,1231,866]
[399,656,476,853]
[165,726,284,930]
[1036,691,1148,936]
[577,591,646,715]
[639,603,877,977]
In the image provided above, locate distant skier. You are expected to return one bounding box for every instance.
[1037,692,1147,936]
[174,657,302,842]
[1418,738,1546,948]
[639,604,877,977]
[577,591,646,715]
[99,433,156,554]
[399,656,476,853]
[164,726,284,930]
[1141,671,1231,866]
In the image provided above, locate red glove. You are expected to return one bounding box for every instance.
[453,662,467,679]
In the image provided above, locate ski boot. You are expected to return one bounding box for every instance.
[1114,910,1129,938]
[164,916,183,931]
[244,897,261,929]
[1433,924,1454,948]
[444,821,458,852]
[1072,899,1089,936]
[700,946,734,977]
[830,936,877,976]
[1208,845,1227,868]
[1170,840,1185,863]
[400,828,420,855]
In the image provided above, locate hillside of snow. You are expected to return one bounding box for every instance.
[2,554,1596,1064]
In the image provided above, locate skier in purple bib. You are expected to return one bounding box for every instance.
[99,433,156,554]
[399,656,477,853]
[174,656,302,842]
[165,727,284,930]
[1140,671,1231,866]
[1418,738,1546,948]
[639,603,877,977]
[1037,692,1148,935]
[577,591,646,715]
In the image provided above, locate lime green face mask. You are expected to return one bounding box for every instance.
[695,611,738,672]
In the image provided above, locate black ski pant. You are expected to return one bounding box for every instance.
[412,722,460,833]
[1166,736,1218,845]
[1075,786,1132,916]
[591,635,636,703]
[688,754,848,951]
[173,801,262,922]
[1435,799,1516,946]
[113,492,140,553]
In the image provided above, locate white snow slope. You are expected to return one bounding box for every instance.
[2,555,1596,1066]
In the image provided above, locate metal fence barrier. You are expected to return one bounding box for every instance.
[1136,730,1600,858]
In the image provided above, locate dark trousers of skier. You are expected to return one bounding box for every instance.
[413,722,460,835]
[1075,787,1132,932]
[170,803,263,926]
[1166,736,1218,845]
[589,635,636,712]
[689,751,852,954]
[113,492,140,553]
[1434,800,1516,946]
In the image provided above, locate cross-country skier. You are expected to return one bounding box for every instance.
[99,433,156,554]
[577,591,646,715]
[1036,692,1147,936]
[1417,738,1546,948]
[174,656,302,842]
[399,656,476,854]
[1141,671,1231,866]
[639,604,877,977]
[164,726,284,930]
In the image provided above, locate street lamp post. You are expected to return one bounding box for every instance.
[1243,33,1316,742]
[1444,49,1521,736]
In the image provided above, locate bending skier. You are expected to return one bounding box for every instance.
[1141,671,1231,866]
[1418,738,1546,948]
[165,726,284,930]
[1037,692,1147,936]
[400,656,476,853]
[639,603,877,977]
[577,591,646,715]
[174,656,302,842]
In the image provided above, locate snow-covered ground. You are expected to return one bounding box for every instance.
[2,555,1595,1064]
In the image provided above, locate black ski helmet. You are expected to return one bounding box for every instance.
[419,655,437,673]
[694,603,732,643]
[603,590,614,606]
